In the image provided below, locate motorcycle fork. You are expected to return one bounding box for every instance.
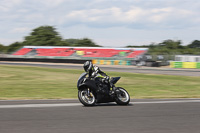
[110,83,121,95]
[87,88,92,97]
[110,83,116,91]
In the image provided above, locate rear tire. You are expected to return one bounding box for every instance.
[78,88,96,106]
[115,87,130,105]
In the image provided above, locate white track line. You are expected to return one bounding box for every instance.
[0,100,200,108]
[130,99,200,104]
[0,103,81,108]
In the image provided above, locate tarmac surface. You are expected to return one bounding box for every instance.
[0,99,200,133]
[1,61,200,133]
[0,61,200,77]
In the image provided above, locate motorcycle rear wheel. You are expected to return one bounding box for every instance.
[78,88,96,106]
[115,87,130,105]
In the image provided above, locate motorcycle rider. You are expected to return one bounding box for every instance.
[83,61,111,94]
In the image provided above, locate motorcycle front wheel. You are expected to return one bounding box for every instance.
[78,88,96,106]
[115,87,130,105]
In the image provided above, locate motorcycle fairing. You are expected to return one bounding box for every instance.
[77,72,88,88]
[78,78,98,93]
[110,77,121,84]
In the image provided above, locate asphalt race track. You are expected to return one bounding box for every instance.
[0,99,200,133]
[0,61,200,76]
[1,62,200,133]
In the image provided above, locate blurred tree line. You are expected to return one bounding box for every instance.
[0,25,200,55]
[127,40,200,55]
[0,26,101,54]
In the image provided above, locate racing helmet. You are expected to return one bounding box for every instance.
[83,61,93,72]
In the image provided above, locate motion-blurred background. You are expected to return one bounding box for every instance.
[0,0,200,69]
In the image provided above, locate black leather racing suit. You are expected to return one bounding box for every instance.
[88,65,110,93]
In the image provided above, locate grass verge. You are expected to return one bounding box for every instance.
[0,65,200,100]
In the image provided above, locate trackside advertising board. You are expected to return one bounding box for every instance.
[170,62,200,69]
[92,60,132,66]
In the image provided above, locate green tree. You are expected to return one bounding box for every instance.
[70,38,101,47]
[188,40,200,48]
[23,26,69,46]
[0,44,6,53]
[126,39,200,55]
[6,42,24,53]
[65,39,78,44]
[159,39,182,49]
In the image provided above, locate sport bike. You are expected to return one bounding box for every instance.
[77,73,130,106]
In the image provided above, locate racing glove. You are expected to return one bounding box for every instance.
[103,76,110,84]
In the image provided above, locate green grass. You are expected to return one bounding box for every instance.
[0,65,200,100]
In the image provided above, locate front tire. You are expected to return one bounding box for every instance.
[78,88,96,106]
[115,87,130,105]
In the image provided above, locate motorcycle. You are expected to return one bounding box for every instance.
[77,72,130,106]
